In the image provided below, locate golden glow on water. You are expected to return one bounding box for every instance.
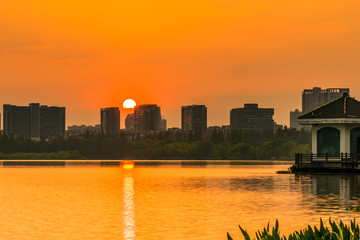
[0,163,359,239]
[122,161,135,169]
[123,175,135,240]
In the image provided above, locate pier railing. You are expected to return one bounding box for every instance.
[295,153,360,169]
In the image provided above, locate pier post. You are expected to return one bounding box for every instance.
[346,152,348,168]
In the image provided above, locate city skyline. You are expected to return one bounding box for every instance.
[0,89,356,130]
[0,89,355,130]
[1,1,360,129]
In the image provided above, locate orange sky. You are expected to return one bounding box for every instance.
[1,0,360,128]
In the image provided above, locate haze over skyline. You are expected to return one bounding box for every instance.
[1,0,360,128]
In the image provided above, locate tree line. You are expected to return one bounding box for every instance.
[0,128,311,160]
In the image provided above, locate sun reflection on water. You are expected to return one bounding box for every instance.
[122,161,135,169]
[123,175,135,240]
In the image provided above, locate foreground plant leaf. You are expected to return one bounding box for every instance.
[227,219,360,240]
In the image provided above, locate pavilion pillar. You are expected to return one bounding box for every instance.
[344,125,351,154]
[311,125,318,154]
[339,124,347,154]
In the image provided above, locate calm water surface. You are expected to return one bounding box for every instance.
[0,161,360,240]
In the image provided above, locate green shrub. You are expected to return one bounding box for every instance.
[346,206,360,212]
[227,219,360,240]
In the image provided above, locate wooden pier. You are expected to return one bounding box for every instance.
[295,153,360,171]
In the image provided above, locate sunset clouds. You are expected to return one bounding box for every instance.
[1,0,360,127]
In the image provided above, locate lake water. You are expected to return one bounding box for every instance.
[0,161,360,240]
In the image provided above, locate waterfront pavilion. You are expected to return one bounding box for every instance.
[298,93,360,156]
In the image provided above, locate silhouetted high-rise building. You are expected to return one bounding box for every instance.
[101,107,120,135]
[40,105,66,139]
[302,87,349,113]
[134,104,161,134]
[3,103,65,139]
[230,103,274,132]
[125,113,135,131]
[290,109,303,130]
[30,103,40,138]
[160,118,167,132]
[3,105,30,138]
[181,105,207,137]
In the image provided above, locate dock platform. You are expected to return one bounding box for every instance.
[295,153,360,171]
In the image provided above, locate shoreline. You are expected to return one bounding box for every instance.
[0,159,294,167]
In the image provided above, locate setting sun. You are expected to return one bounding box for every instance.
[123,99,136,109]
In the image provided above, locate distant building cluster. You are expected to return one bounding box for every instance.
[1,86,349,140]
[290,87,350,130]
[66,124,101,138]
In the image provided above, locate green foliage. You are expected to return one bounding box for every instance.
[0,128,310,160]
[346,206,360,212]
[290,144,311,157]
[231,143,256,160]
[227,219,360,240]
[0,150,86,160]
[210,129,225,144]
[276,169,292,174]
[279,142,296,158]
